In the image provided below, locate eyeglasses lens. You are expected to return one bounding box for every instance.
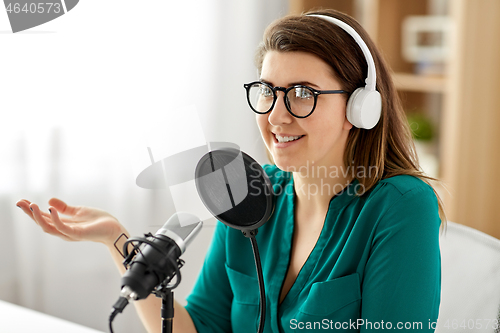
[248,83,274,114]
[287,87,315,117]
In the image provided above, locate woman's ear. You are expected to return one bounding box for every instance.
[343,116,354,130]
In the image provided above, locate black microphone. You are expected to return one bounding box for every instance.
[109,212,202,333]
[109,212,203,333]
[120,212,203,301]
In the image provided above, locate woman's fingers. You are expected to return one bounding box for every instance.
[16,199,33,215]
[48,198,80,216]
[16,199,82,242]
[17,198,114,243]
[29,203,54,229]
[16,199,49,223]
[16,199,34,219]
[18,200,74,227]
[48,206,80,240]
[29,203,73,241]
[16,199,31,206]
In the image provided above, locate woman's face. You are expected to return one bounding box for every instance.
[256,51,352,173]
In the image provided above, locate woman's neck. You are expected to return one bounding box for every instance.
[292,162,352,213]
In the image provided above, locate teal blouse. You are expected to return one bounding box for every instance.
[185,164,441,332]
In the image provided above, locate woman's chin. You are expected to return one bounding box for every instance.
[273,160,304,173]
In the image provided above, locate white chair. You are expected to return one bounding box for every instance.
[436,221,500,332]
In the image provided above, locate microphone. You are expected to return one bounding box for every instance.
[120,212,203,301]
[109,212,203,333]
[109,212,202,333]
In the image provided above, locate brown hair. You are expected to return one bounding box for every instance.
[255,8,446,223]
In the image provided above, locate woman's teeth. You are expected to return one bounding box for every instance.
[275,135,303,143]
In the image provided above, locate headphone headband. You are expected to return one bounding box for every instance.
[308,14,377,91]
[307,14,381,129]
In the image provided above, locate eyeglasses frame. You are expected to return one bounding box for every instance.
[244,81,348,118]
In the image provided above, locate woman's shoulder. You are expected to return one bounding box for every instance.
[355,175,441,237]
[371,174,435,199]
[363,175,438,220]
[359,174,439,217]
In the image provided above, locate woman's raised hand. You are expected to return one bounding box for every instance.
[16,198,126,247]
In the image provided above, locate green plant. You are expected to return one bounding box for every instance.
[406,112,434,142]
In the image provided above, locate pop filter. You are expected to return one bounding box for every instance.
[194,147,274,333]
[194,147,274,233]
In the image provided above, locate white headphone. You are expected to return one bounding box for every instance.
[309,14,382,129]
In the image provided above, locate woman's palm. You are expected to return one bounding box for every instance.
[17,197,123,245]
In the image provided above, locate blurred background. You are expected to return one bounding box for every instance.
[1,0,499,332]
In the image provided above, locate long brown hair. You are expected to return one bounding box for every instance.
[255,8,446,222]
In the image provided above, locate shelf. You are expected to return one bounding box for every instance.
[392,72,447,93]
[289,0,500,234]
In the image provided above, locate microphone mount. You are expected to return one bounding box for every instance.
[121,232,185,292]
[109,232,187,333]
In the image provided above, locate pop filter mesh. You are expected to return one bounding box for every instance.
[195,148,273,230]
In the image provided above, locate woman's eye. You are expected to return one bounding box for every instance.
[295,87,313,99]
[260,86,273,97]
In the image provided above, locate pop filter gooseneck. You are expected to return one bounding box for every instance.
[195,148,274,333]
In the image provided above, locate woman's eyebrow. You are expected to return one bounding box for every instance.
[258,78,320,89]
[289,81,320,89]
[259,78,273,85]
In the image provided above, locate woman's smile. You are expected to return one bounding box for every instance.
[273,133,305,148]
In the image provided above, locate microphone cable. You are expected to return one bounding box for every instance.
[109,297,128,333]
[243,230,266,333]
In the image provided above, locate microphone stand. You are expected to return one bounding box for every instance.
[152,259,185,333]
[154,286,174,333]
[242,229,266,333]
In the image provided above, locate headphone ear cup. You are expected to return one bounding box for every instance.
[346,88,382,129]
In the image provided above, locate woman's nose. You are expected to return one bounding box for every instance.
[268,92,293,126]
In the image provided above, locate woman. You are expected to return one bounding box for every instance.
[17,9,444,333]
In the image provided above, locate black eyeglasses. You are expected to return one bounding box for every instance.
[244,81,347,118]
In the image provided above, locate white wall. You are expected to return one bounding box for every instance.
[0,1,288,332]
